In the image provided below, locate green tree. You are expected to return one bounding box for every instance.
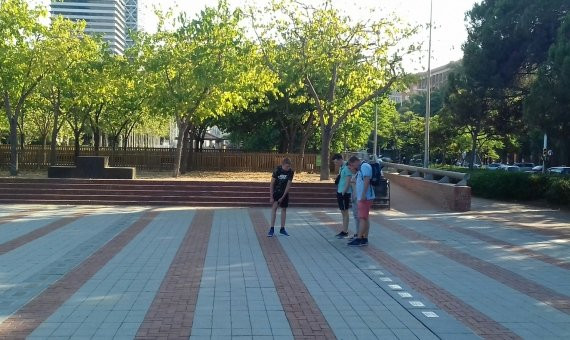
[39,17,102,164]
[0,0,47,175]
[254,0,418,179]
[525,13,570,165]
[443,69,509,169]
[142,1,276,177]
[462,0,569,161]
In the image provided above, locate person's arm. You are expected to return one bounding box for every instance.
[341,169,351,194]
[362,176,371,201]
[279,180,292,202]
[270,177,275,203]
[278,171,293,202]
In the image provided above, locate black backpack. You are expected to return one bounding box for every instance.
[366,161,383,187]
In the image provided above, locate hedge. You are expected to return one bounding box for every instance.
[468,171,570,206]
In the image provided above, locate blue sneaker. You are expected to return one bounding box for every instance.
[360,238,368,246]
[347,238,362,246]
[279,228,290,236]
[267,228,275,237]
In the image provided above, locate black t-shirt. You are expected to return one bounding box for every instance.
[272,166,294,193]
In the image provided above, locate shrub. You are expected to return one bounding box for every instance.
[545,176,570,206]
[469,171,548,201]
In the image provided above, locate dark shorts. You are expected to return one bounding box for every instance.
[273,192,289,208]
[336,192,351,211]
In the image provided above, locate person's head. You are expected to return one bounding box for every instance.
[348,156,361,172]
[281,157,292,171]
[332,153,344,167]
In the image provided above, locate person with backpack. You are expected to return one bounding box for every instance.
[332,154,353,238]
[347,156,375,246]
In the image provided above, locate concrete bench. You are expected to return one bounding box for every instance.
[48,156,135,179]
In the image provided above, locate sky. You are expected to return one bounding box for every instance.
[138,0,481,71]
[31,0,481,72]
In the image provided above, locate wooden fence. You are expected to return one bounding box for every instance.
[0,145,319,172]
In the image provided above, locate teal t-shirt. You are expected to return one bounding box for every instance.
[337,163,353,194]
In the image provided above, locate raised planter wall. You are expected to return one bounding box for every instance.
[384,172,471,211]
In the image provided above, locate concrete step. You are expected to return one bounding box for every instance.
[0,184,335,195]
[0,178,335,188]
[0,188,334,198]
[0,199,335,208]
[0,179,392,209]
[0,193,337,203]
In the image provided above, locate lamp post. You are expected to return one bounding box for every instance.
[373,99,378,160]
[423,0,433,168]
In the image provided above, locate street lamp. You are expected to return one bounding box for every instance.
[424,0,433,168]
[373,98,378,159]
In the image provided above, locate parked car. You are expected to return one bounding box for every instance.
[486,163,503,170]
[547,166,570,175]
[504,165,521,172]
[514,163,535,172]
[529,165,543,173]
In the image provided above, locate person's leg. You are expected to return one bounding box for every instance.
[280,207,287,229]
[336,193,350,238]
[279,195,290,236]
[352,199,360,237]
[341,210,349,232]
[359,201,372,245]
[349,201,367,246]
[360,218,369,238]
[270,202,278,228]
[268,201,279,236]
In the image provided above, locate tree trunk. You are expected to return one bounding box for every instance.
[181,126,191,174]
[9,115,18,176]
[187,135,195,172]
[40,135,47,169]
[173,121,188,178]
[49,112,60,165]
[299,140,307,173]
[93,129,100,155]
[73,129,81,161]
[469,132,478,170]
[319,127,332,180]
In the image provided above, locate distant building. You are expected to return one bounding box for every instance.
[124,0,138,48]
[408,60,459,95]
[50,0,138,55]
[391,60,460,104]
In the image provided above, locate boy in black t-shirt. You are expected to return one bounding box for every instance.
[268,158,294,237]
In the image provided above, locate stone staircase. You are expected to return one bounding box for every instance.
[0,178,339,208]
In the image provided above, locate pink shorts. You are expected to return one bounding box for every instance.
[357,200,373,219]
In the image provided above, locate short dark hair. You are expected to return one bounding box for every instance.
[348,156,360,164]
[332,153,343,161]
[282,157,292,165]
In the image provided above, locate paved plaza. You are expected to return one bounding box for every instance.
[0,183,569,339]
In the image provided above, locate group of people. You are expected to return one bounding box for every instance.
[266,155,375,247]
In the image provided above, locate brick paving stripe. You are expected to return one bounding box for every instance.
[135,210,214,340]
[434,217,570,270]
[469,212,570,239]
[0,214,84,255]
[248,209,336,340]
[0,209,158,340]
[372,214,570,315]
[313,211,522,340]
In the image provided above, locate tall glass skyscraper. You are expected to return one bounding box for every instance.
[125,0,138,48]
[50,0,138,55]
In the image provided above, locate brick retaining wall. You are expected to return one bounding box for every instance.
[385,172,471,211]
